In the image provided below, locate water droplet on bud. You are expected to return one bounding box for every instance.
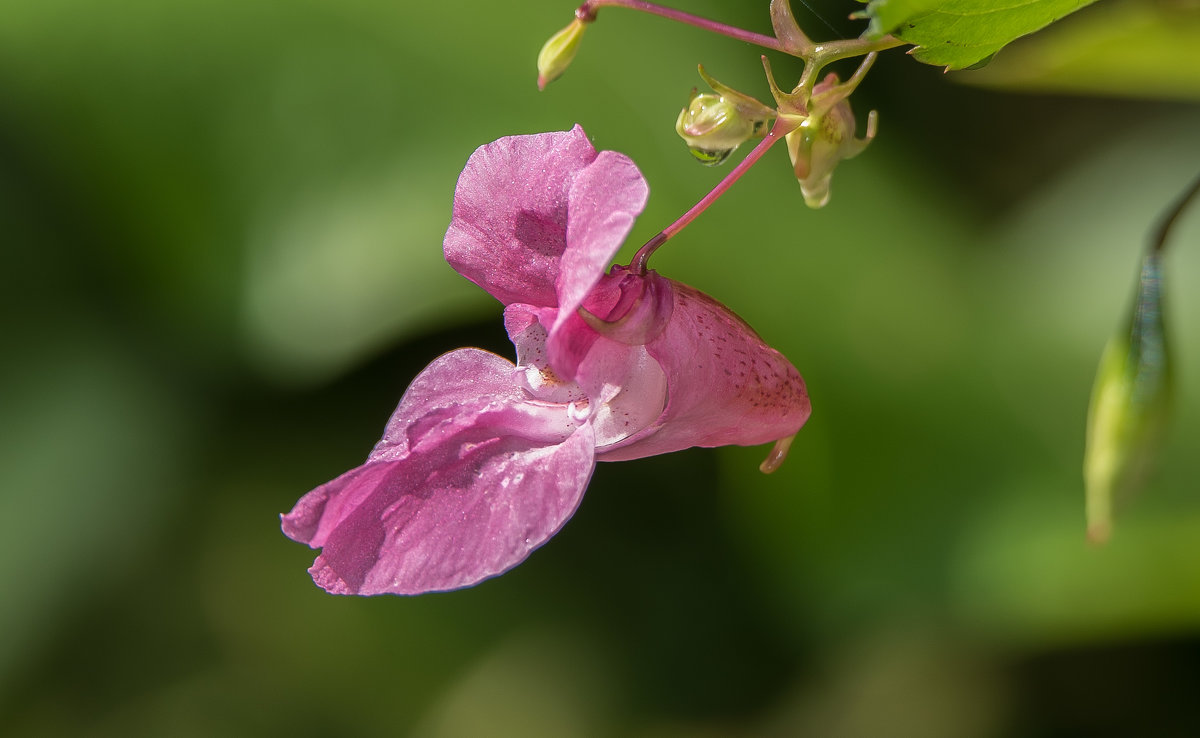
[687,146,734,166]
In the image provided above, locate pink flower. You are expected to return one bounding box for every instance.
[281,126,810,595]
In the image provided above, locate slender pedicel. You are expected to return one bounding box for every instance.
[579,0,787,52]
[631,116,800,274]
[1151,173,1200,256]
[580,0,904,65]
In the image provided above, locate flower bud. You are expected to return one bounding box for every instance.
[675,67,776,167]
[537,18,588,91]
[675,90,760,166]
[785,76,875,208]
[1083,253,1172,543]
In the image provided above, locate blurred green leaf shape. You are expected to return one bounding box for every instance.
[954,0,1200,100]
[1084,253,1172,544]
[0,329,187,694]
[1084,173,1199,542]
[241,164,485,384]
[860,0,1101,70]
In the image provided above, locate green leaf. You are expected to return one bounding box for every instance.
[862,0,1102,70]
[859,0,943,39]
[957,0,1200,100]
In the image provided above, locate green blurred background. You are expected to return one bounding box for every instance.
[3,0,1200,735]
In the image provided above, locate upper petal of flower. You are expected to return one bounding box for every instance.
[444,126,597,307]
[599,277,811,461]
[554,149,649,327]
[444,126,647,310]
[281,348,594,595]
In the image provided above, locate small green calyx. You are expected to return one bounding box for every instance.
[537,17,589,91]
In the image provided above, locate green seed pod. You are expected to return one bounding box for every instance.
[1083,253,1172,543]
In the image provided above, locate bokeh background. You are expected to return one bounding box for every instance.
[4,0,1200,735]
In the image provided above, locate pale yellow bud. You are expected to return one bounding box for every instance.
[537,18,587,91]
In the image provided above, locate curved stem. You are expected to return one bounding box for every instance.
[581,0,787,52]
[630,116,799,274]
[1151,173,1200,256]
[811,35,906,67]
[795,35,903,98]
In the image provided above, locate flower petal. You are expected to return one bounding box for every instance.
[282,347,593,594]
[506,298,667,450]
[580,339,667,449]
[578,268,673,347]
[443,126,598,307]
[546,269,671,382]
[369,348,527,463]
[599,278,810,460]
[504,304,589,407]
[299,419,596,595]
[283,349,566,547]
[555,150,649,322]
[284,414,595,595]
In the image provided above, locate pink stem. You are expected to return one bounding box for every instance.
[630,117,797,274]
[581,0,786,53]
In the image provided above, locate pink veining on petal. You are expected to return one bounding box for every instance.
[282,348,542,548]
[599,278,810,461]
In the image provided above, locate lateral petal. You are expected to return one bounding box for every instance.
[369,348,526,463]
[300,419,596,595]
[282,347,587,592]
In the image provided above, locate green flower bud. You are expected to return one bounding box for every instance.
[1083,253,1172,543]
[537,17,588,91]
[674,66,776,167]
[675,90,762,167]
